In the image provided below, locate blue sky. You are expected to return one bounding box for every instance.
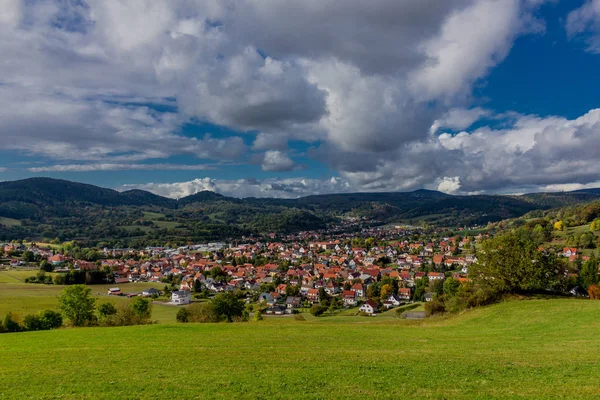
[1,0,600,198]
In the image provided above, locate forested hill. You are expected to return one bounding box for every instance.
[1,177,600,246]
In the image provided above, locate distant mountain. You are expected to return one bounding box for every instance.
[2,177,600,245]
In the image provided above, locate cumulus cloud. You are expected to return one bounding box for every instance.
[566,0,600,53]
[4,0,592,196]
[122,176,354,199]
[261,151,297,172]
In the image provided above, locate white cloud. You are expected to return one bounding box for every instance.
[437,176,462,194]
[430,107,491,134]
[261,151,297,172]
[27,163,216,172]
[121,176,355,199]
[566,0,600,53]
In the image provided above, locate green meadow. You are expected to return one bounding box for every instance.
[0,296,600,399]
[0,270,178,323]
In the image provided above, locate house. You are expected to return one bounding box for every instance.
[398,288,411,301]
[107,287,121,296]
[359,299,378,315]
[286,296,302,309]
[424,292,434,302]
[428,272,445,281]
[383,294,401,309]
[142,288,161,297]
[351,283,364,298]
[563,247,578,257]
[171,290,191,305]
[266,305,286,315]
[342,290,357,306]
[307,288,320,303]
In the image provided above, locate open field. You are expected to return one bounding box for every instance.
[0,217,21,227]
[1,298,600,399]
[0,270,179,323]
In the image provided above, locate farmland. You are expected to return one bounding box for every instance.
[1,298,600,399]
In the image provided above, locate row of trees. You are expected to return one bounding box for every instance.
[0,310,63,333]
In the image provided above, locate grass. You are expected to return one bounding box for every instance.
[0,217,21,227]
[0,271,178,323]
[1,298,600,399]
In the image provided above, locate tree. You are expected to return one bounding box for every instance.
[253,310,264,321]
[39,260,54,272]
[443,278,461,297]
[380,284,393,300]
[188,303,220,323]
[212,292,244,322]
[193,279,202,293]
[579,257,599,291]
[21,251,35,262]
[554,221,564,231]
[130,297,152,321]
[58,285,96,326]
[98,302,118,319]
[176,307,190,323]
[469,230,557,294]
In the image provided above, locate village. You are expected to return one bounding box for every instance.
[2,223,590,317]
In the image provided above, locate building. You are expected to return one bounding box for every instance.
[171,290,191,305]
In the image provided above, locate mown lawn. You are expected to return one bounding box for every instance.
[1,298,600,399]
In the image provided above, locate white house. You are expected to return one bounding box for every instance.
[359,299,378,315]
[171,290,191,305]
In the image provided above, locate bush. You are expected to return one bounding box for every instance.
[588,284,600,300]
[293,314,305,321]
[23,314,44,331]
[3,312,22,332]
[176,307,190,323]
[188,303,220,323]
[424,298,446,317]
[38,310,63,329]
[98,302,118,319]
[310,304,327,317]
[253,311,263,321]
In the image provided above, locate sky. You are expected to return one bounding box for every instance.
[1,0,600,198]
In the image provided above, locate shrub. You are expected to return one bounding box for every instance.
[23,314,44,331]
[176,307,190,323]
[3,312,22,333]
[188,303,220,323]
[98,302,118,319]
[588,284,600,300]
[293,314,305,321]
[310,304,327,317]
[38,310,63,330]
[253,311,263,321]
[424,298,446,317]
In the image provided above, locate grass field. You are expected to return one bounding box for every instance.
[1,298,600,399]
[0,270,179,323]
[0,217,21,227]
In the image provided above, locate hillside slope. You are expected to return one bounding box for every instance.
[1,177,600,244]
[0,299,599,399]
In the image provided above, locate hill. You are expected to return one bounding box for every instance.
[2,178,600,245]
[0,298,599,399]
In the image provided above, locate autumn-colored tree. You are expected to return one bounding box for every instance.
[554,221,564,231]
[380,284,393,300]
[588,284,600,300]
